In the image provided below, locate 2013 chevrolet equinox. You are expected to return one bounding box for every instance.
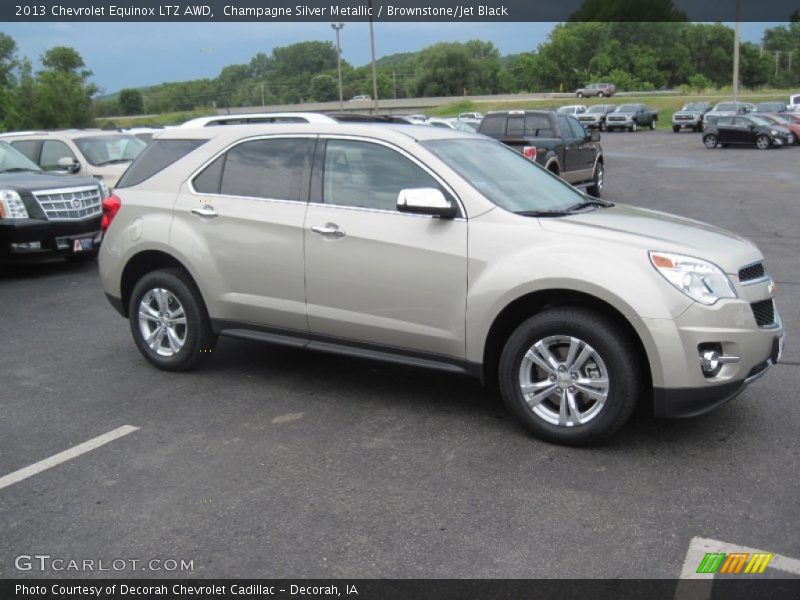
[99,124,784,445]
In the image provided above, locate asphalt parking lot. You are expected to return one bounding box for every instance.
[1,130,798,580]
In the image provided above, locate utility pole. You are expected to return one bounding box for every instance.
[393,71,396,99]
[331,22,345,111]
[732,0,741,102]
[775,51,781,79]
[788,51,794,73]
[367,0,379,113]
[260,83,265,107]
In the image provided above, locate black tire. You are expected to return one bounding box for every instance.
[600,121,607,132]
[598,91,605,98]
[672,125,680,133]
[586,160,603,198]
[577,92,584,98]
[650,119,657,130]
[128,268,217,371]
[703,134,718,148]
[498,308,641,445]
[630,122,638,132]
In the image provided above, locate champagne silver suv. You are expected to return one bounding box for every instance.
[99,124,784,445]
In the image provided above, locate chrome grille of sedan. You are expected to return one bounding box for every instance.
[32,186,102,221]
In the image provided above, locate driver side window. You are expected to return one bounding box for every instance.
[322,140,439,212]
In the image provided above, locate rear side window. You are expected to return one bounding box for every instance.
[217,138,311,201]
[41,140,76,171]
[117,139,206,188]
[524,115,553,137]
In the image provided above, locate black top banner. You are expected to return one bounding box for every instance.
[3,0,800,23]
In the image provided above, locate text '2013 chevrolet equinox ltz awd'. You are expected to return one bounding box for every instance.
[99,124,784,445]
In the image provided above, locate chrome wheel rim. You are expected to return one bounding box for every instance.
[704,135,717,148]
[518,335,610,427]
[138,288,187,357]
[756,136,769,149]
[595,163,604,192]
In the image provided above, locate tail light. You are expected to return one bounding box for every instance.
[101,194,121,232]
[523,146,538,161]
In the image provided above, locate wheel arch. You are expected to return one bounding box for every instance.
[480,289,652,392]
[120,250,200,318]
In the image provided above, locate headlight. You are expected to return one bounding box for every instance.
[649,251,737,305]
[97,178,109,199]
[770,129,778,136]
[0,190,29,219]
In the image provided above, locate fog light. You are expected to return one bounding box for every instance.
[698,344,740,378]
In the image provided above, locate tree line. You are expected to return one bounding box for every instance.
[1,18,799,130]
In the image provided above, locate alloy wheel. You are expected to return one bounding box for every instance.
[138,288,188,357]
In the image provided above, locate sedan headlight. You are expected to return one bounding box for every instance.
[770,129,778,136]
[649,251,737,305]
[0,190,29,219]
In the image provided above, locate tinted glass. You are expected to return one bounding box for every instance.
[220,138,310,201]
[506,116,525,136]
[117,139,206,188]
[323,140,438,212]
[715,117,733,126]
[567,117,587,139]
[41,140,75,170]
[9,140,39,162]
[478,114,507,136]
[423,139,584,213]
[524,115,553,136]
[192,155,225,194]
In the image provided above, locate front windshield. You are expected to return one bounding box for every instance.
[587,106,607,114]
[557,106,575,114]
[74,135,147,166]
[0,141,42,172]
[749,116,772,127]
[423,138,588,214]
[682,103,706,111]
[615,104,638,112]
[715,103,736,111]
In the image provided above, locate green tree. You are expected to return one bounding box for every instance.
[33,47,96,128]
[118,88,144,115]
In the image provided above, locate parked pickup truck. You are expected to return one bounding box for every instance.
[606,104,659,132]
[478,110,604,197]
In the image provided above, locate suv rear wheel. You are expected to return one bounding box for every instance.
[498,308,640,445]
[129,268,217,371]
[598,91,605,98]
[577,92,584,98]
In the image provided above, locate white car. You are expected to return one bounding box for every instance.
[789,93,800,111]
[557,105,588,115]
[178,112,337,128]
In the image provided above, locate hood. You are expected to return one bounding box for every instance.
[0,171,101,191]
[538,204,761,275]
[84,164,129,188]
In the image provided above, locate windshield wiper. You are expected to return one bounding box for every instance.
[0,167,40,173]
[515,209,571,217]
[564,199,614,212]
[96,158,132,166]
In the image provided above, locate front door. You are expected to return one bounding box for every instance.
[304,138,468,361]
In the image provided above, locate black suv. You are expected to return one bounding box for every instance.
[478,110,604,196]
[0,141,107,263]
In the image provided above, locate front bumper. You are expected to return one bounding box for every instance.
[0,217,102,262]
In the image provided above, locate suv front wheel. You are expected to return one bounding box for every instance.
[129,268,217,371]
[498,308,640,445]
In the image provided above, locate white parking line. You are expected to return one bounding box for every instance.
[0,425,139,491]
[675,536,800,600]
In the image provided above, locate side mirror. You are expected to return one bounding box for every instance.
[590,132,601,142]
[57,157,80,173]
[397,187,457,219]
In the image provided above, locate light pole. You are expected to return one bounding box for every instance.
[331,22,345,111]
[732,0,741,101]
[367,0,379,113]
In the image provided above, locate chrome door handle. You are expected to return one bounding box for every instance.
[310,223,345,239]
[191,206,218,218]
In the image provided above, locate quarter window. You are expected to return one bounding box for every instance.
[323,140,439,212]
[215,138,311,201]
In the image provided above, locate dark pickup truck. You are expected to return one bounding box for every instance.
[605,104,659,132]
[478,110,604,197]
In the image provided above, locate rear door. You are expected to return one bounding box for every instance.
[714,117,735,143]
[303,137,467,360]
[566,116,595,181]
[173,135,314,331]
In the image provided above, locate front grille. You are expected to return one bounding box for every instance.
[739,262,765,282]
[675,115,693,121]
[751,299,775,328]
[33,186,102,221]
[607,116,627,122]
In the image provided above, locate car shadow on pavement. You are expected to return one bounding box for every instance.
[0,258,95,281]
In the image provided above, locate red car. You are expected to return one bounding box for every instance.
[757,113,800,145]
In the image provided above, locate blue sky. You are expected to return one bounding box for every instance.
[0,21,780,94]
